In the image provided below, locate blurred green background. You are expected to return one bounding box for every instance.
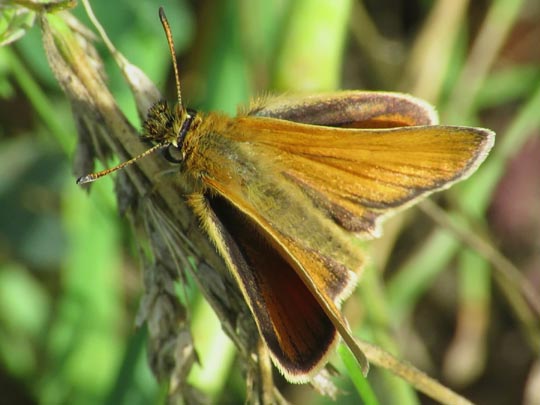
[1,0,539,404]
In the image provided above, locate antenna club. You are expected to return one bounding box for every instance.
[76,174,96,185]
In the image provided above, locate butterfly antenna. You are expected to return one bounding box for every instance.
[76,142,166,184]
[159,7,183,108]
[76,8,181,186]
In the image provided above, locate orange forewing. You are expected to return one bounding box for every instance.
[225,117,493,237]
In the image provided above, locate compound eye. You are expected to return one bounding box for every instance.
[162,143,183,163]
